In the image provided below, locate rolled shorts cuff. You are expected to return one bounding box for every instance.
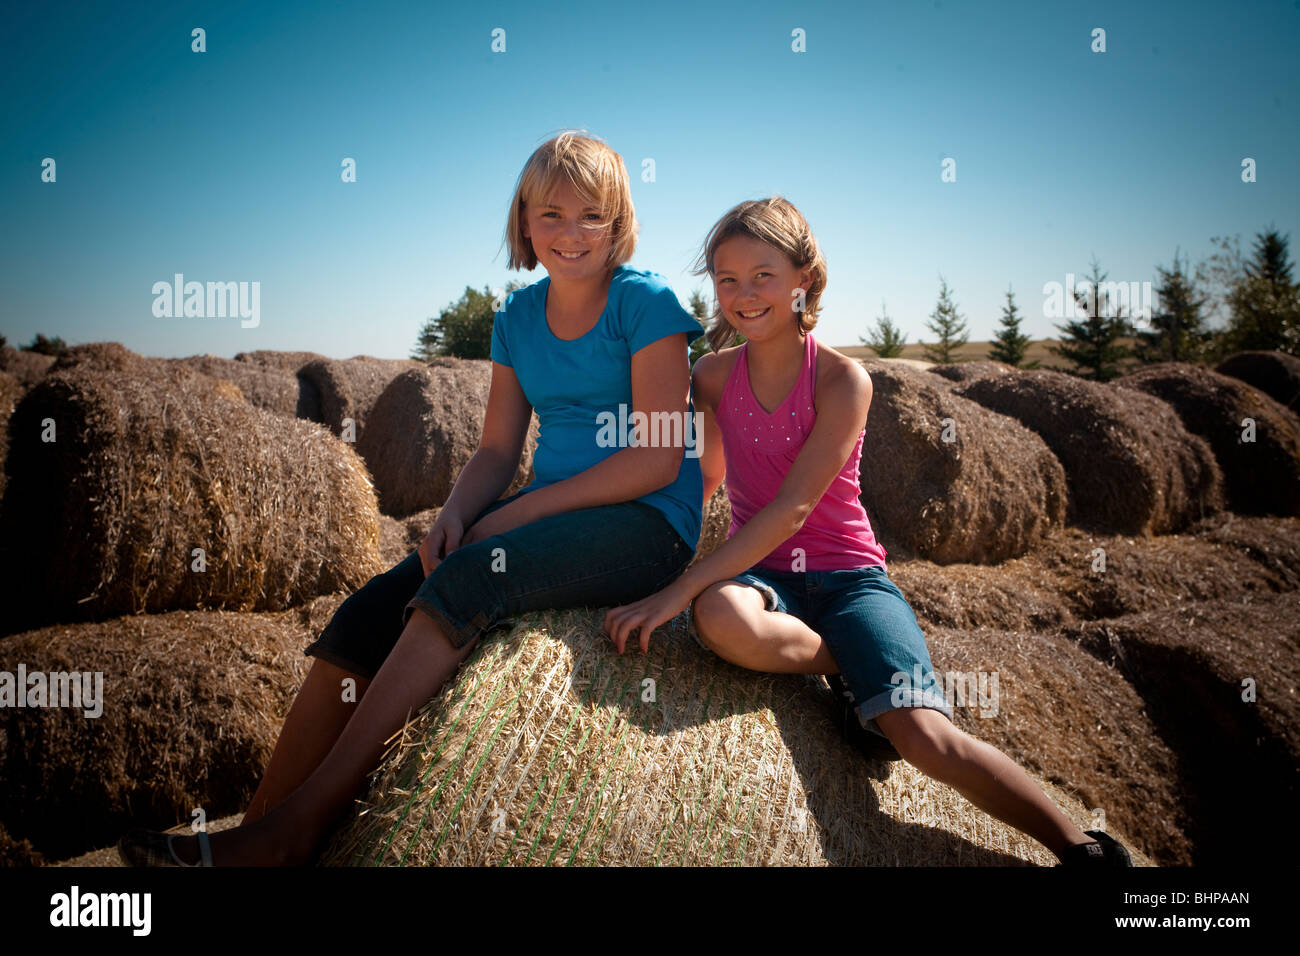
[853,686,954,738]
[404,593,486,651]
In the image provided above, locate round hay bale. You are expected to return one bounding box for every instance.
[692,483,732,561]
[50,341,150,375]
[857,361,1067,563]
[0,370,21,501]
[890,515,1300,635]
[955,369,1225,534]
[169,354,300,418]
[928,360,1015,384]
[298,356,424,437]
[0,598,344,861]
[0,346,55,389]
[233,349,328,373]
[0,364,384,635]
[925,622,1187,864]
[1216,350,1300,412]
[318,608,1146,867]
[1062,594,1300,864]
[0,822,45,867]
[357,362,537,516]
[1117,363,1300,516]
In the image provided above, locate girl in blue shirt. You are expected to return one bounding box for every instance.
[119,131,704,866]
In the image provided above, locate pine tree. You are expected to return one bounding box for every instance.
[922,277,969,364]
[859,301,907,358]
[988,286,1031,366]
[1049,259,1133,381]
[688,288,713,363]
[1136,249,1210,363]
[23,333,67,356]
[1206,227,1300,354]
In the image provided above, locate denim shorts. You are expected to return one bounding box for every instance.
[304,490,695,680]
[693,564,953,741]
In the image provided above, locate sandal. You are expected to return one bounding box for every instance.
[117,827,213,867]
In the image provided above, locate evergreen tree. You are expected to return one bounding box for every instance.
[1201,227,1300,355]
[859,301,908,358]
[688,288,713,363]
[23,333,66,356]
[988,286,1031,366]
[1136,249,1210,363]
[922,276,969,364]
[1049,258,1133,381]
[413,282,524,361]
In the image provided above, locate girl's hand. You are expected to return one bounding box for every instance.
[419,509,466,577]
[461,496,535,547]
[604,580,696,655]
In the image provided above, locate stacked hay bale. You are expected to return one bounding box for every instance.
[857,361,1067,563]
[1117,363,1300,516]
[0,595,345,862]
[0,362,384,635]
[0,370,21,500]
[927,360,1015,384]
[1062,594,1300,864]
[0,346,55,389]
[233,349,327,373]
[1216,350,1300,412]
[298,356,424,438]
[955,369,1224,534]
[358,362,537,516]
[318,608,1148,867]
[168,354,301,418]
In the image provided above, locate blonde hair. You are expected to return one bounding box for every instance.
[691,196,828,353]
[503,130,638,273]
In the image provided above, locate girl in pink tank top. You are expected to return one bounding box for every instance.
[604,197,1134,867]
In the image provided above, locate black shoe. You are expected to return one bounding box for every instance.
[826,674,902,762]
[1056,830,1133,867]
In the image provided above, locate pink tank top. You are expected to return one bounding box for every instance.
[717,330,887,573]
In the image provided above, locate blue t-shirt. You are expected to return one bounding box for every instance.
[491,265,705,549]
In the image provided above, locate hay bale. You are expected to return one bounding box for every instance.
[233,349,327,373]
[925,623,1190,864]
[1117,363,1300,517]
[857,361,1067,563]
[0,347,55,389]
[955,369,1224,534]
[0,364,383,635]
[890,515,1300,633]
[50,341,151,375]
[928,360,1015,384]
[298,356,424,437]
[168,354,301,418]
[0,596,345,861]
[318,608,1147,866]
[1216,350,1300,412]
[357,363,537,516]
[693,483,732,560]
[0,822,45,867]
[1061,594,1300,863]
[0,370,21,501]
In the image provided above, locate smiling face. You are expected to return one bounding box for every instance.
[712,234,813,343]
[522,179,614,281]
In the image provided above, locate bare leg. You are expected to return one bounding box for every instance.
[692,582,838,674]
[695,582,1095,861]
[242,659,371,825]
[876,707,1095,859]
[169,608,474,865]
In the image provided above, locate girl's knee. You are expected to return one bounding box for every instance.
[877,708,961,772]
[692,582,760,649]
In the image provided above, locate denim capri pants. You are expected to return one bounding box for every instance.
[692,564,953,742]
[305,490,694,680]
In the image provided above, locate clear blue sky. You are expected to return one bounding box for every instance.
[2,0,1296,359]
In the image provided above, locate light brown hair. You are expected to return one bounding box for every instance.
[691,196,828,353]
[503,130,638,273]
